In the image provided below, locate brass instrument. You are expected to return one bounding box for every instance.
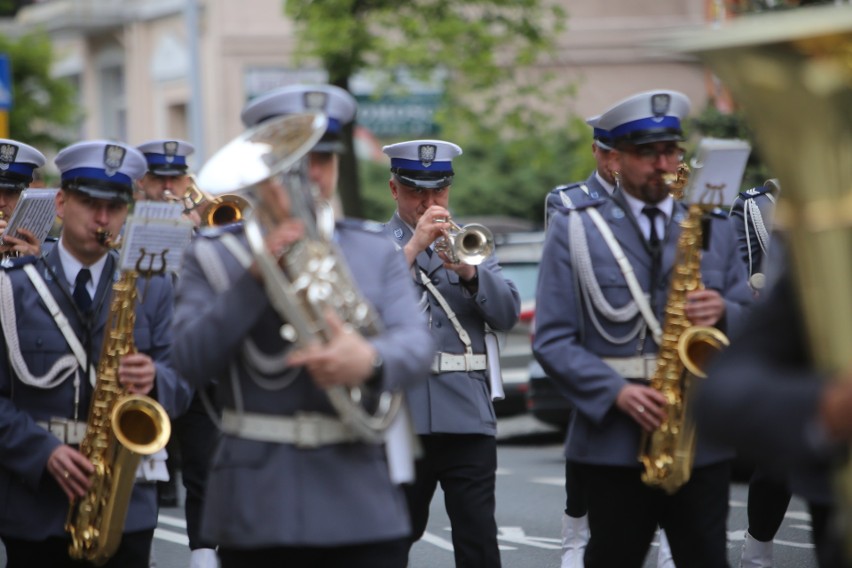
[66,230,171,565]
[197,112,403,443]
[638,198,730,495]
[433,217,495,265]
[663,161,691,199]
[165,174,251,227]
[672,3,852,551]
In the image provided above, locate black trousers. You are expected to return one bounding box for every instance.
[565,460,588,517]
[218,537,409,568]
[2,529,154,568]
[404,434,501,568]
[577,461,731,568]
[173,389,220,550]
[746,467,792,542]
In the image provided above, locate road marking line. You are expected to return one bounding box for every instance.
[154,527,189,546]
[157,514,188,529]
[531,476,564,486]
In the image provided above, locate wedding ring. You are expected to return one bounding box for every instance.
[636,405,645,414]
[63,470,70,479]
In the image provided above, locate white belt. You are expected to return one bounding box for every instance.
[431,352,487,374]
[220,409,358,448]
[602,356,658,381]
[37,418,87,445]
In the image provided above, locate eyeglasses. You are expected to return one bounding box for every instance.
[623,145,685,164]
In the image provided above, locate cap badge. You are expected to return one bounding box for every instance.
[103,144,127,177]
[0,143,18,171]
[651,94,671,119]
[418,144,437,168]
[163,141,178,163]
[304,91,329,112]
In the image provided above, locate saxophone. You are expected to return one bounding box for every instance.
[637,204,729,495]
[66,261,171,565]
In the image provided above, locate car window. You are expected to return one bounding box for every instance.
[500,262,539,303]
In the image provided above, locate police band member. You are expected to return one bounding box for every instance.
[0,140,188,568]
[135,138,219,568]
[695,268,851,568]
[533,90,753,567]
[171,84,435,568]
[727,178,792,567]
[0,139,48,258]
[383,139,521,567]
[544,117,617,227]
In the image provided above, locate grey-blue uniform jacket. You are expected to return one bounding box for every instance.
[0,247,187,540]
[171,220,434,548]
[385,212,521,436]
[544,171,611,228]
[729,184,778,284]
[533,192,753,468]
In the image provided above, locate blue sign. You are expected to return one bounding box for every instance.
[0,54,11,111]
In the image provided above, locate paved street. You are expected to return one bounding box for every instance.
[0,415,821,567]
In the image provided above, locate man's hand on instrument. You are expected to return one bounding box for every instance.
[403,205,450,265]
[616,383,667,432]
[437,253,477,282]
[119,353,156,395]
[685,289,725,327]
[48,445,95,501]
[1,227,41,257]
[287,310,377,389]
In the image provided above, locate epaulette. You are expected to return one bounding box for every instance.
[0,254,39,270]
[570,197,607,211]
[738,185,772,200]
[336,217,385,233]
[195,222,244,239]
[550,181,584,194]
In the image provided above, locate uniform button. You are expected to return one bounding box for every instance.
[432,277,440,285]
[479,297,487,304]
[435,321,442,328]
[36,337,43,347]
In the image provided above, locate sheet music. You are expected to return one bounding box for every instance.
[684,138,752,208]
[0,188,59,244]
[119,202,193,273]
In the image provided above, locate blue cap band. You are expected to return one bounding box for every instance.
[609,116,681,141]
[593,127,610,141]
[61,167,132,187]
[0,162,37,178]
[143,153,188,167]
[390,158,454,172]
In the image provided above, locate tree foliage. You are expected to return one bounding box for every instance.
[360,116,594,227]
[284,0,568,218]
[0,31,78,151]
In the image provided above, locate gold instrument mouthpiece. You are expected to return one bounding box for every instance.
[664,162,691,199]
[95,228,119,248]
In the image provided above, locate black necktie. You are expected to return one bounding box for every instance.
[73,268,92,313]
[642,206,662,253]
[642,207,663,307]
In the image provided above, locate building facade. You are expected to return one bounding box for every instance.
[13,0,722,170]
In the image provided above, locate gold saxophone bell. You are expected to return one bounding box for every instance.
[433,217,495,266]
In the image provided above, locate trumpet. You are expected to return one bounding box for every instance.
[165,174,251,227]
[433,217,495,266]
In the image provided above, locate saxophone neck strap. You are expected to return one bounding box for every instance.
[585,207,662,345]
[418,269,473,352]
[23,264,97,385]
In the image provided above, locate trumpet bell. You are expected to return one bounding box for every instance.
[454,223,495,266]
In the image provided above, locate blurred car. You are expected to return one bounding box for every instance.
[489,230,542,417]
[526,357,572,429]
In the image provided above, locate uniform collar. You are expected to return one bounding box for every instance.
[56,236,109,295]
